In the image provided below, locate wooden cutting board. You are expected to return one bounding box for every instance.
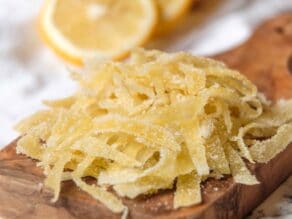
[0,14,292,219]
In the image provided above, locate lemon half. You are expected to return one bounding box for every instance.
[39,0,157,65]
[156,0,193,35]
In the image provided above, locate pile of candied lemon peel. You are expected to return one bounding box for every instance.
[16,49,292,217]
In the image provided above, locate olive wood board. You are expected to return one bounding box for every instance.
[0,14,292,219]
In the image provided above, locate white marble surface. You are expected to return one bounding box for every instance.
[0,0,291,218]
[248,177,292,219]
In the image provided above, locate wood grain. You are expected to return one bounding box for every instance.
[0,14,292,219]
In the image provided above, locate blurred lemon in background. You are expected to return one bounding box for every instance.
[39,0,195,65]
[156,0,193,35]
[39,0,158,65]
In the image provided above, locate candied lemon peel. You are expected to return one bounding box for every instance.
[16,49,292,217]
